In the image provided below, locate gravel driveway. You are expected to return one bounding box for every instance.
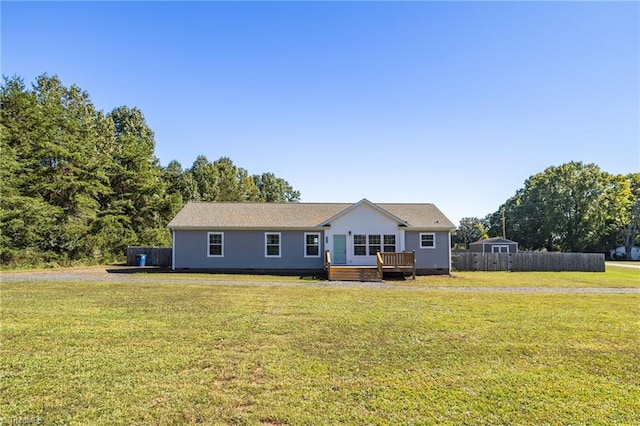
[606,261,640,269]
[1,266,638,294]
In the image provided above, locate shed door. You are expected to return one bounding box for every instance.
[333,235,347,265]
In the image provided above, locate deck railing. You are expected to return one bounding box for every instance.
[325,250,332,280]
[376,251,416,279]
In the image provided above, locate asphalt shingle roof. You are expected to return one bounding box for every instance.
[168,200,455,230]
[469,237,517,245]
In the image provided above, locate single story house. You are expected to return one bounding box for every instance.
[469,237,519,254]
[168,198,455,277]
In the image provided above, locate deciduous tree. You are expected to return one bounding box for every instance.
[1,73,302,266]
[488,162,632,253]
[453,217,488,249]
[253,172,301,202]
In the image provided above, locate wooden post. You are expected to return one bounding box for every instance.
[412,250,416,280]
[325,250,332,280]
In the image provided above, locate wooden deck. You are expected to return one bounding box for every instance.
[325,251,416,282]
[327,266,382,282]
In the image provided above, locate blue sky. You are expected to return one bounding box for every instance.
[2,1,639,225]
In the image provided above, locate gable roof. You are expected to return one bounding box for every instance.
[469,237,518,246]
[168,200,455,230]
[318,198,409,227]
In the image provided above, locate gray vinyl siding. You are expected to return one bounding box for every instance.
[174,230,324,271]
[405,231,450,269]
[470,242,518,253]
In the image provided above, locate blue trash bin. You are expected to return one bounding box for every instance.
[136,254,147,267]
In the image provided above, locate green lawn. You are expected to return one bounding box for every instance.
[416,266,640,288]
[1,274,639,424]
[133,266,640,288]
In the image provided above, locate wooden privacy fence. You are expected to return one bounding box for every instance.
[453,252,605,272]
[126,246,172,267]
[453,253,512,271]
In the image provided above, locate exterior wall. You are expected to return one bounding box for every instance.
[405,231,451,273]
[494,243,518,254]
[173,230,325,272]
[324,203,404,266]
[470,241,518,253]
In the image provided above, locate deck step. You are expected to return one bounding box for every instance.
[328,267,381,282]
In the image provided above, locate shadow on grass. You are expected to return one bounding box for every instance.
[106,266,173,274]
[381,272,415,281]
[106,266,327,281]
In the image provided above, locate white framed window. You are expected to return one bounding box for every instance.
[265,232,281,257]
[304,233,321,258]
[368,235,381,255]
[354,234,398,256]
[420,233,436,249]
[492,245,509,253]
[383,234,396,252]
[354,234,366,256]
[207,232,224,257]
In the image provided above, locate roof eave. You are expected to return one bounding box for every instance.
[169,226,327,231]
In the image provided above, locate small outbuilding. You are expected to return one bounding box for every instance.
[469,237,518,254]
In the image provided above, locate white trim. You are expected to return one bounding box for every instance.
[304,232,321,258]
[265,232,281,258]
[448,231,452,272]
[383,234,397,252]
[207,232,224,257]
[491,245,509,253]
[353,233,367,256]
[352,233,397,257]
[319,198,410,227]
[420,232,436,249]
[172,229,176,270]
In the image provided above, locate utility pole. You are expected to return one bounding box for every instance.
[501,208,506,239]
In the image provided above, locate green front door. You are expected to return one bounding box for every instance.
[333,235,347,265]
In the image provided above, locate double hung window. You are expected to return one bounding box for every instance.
[354,234,367,256]
[420,233,435,248]
[368,235,381,255]
[384,235,396,252]
[207,232,224,257]
[265,233,281,257]
[305,233,320,257]
[353,234,397,255]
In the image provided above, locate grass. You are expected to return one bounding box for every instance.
[414,266,640,288]
[1,273,639,424]
[131,266,640,288]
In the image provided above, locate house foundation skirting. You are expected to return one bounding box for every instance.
[416,268,450,275]
[173,268,325,276]
[173,267,449,277]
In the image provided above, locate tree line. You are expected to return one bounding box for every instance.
[0,74,300,266]
[453,162,639,259]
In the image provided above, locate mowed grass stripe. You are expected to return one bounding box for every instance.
[117,266,640,288]
[1,281,638,424]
